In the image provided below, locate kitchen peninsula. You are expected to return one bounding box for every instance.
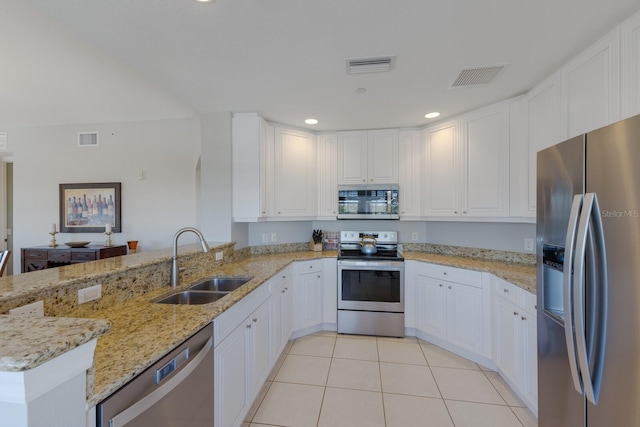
[0,242,534,427]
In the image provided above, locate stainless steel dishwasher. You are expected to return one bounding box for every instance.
[97,324,214,427]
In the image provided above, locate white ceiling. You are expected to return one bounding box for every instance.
[3,0,639,131]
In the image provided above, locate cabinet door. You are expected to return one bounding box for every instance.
[232,113,271,220]
[292,262,324,333]
[399,130,421,217]
[522,310,538,411]
[273,127,317,217]
[422,121,460,216]
[561,30,620,139]
[494,296,522,388]
[367,129,399,184]
[318,133,338,218]
[621,12,640,119]
[414,274,446,339]
[249,300,271,396]
[522,75,561,217]
[337,131,368,184]
[445,282,483,354]
[271,270,292,360]
[215,323,249,427]
[463,105,509,217]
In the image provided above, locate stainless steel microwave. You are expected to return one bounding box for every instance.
[337,184,399,219]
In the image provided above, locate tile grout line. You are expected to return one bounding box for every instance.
[418,339,458,427]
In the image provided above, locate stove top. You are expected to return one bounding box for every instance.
[337,231,403,261]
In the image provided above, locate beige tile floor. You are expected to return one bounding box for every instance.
[243,332,538,427]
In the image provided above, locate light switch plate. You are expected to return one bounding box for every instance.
[78,284,102,304]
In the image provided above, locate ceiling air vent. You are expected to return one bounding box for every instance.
[451,65,506,87]
[78,132,99,147]
[346,56,395,74]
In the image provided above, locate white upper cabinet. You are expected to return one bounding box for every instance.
[422,102,510,218]
[560,29,620,139]
[232,113,273,221]
[422,120,460,216]
[337,129,399,184]
[398,130,422,218]
[462,103,510,217]
[519,74,561,218]
[621,12,640,119]
[273,127,317,217]
[317,133,338,218]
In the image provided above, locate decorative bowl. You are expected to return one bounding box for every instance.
[64,241,91,248]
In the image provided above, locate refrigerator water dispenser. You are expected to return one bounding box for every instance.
[543,244,565,323]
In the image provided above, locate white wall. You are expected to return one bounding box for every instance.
[249,220,536,253]
[9,117,200,273]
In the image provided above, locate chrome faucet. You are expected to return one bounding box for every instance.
[171,227,209,287]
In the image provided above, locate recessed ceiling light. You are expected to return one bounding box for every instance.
[305,119,319,125]
[193,0,215,3]
[425,112,440,119]
[355,88,367,94]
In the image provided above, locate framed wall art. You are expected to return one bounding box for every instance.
[59,182,121,233]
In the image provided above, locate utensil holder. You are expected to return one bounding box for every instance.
[309,241,323,252]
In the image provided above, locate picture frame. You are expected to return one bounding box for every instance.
[59,182,121,233]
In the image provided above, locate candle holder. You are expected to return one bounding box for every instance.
[49,231,59,247]
[104,231,113,247]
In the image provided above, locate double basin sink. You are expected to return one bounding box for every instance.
[155,277,252,305]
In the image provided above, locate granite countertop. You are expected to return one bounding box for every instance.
[0,316,111,371]
[0,246,535,407]
[403,252,536,293]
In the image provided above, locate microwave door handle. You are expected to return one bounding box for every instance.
[564,194,584,395]
[386,191,391,214]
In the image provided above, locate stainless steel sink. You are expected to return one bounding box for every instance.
[155,290,229,305]
[188,277,252,292]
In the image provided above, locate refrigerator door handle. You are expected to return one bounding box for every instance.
[563,194,584,395]
[573,192,608,405]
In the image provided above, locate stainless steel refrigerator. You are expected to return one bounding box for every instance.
[537,114,640,426]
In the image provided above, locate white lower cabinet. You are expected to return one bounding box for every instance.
[413,262,491,359]
[214,285,272,427]
[292,259,324,336]
[493,276,538,414]
[270,267,293,361]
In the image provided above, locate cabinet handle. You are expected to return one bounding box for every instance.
[285,287,288,291]
[521,316,527,321]
[278,211,281,214]
[362,179,366,182]
[282,275,286,279]
[448,285,452,289]
[513,311,519,316]
[262,211,266,214]
[281,289,286,293]
[454,211,458,214]
[463,211,467,214]
[370,178,373,182]
[253,318,258,323]
[246,324,252,329]
[443,272,447,275]
[317,275,321,278]
[503,288,509,293]
[439,284,443,287]
[309,265,313,269]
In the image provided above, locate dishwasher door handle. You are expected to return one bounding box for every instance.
[108,336,213,427]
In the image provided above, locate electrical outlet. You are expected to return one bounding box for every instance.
[524,238,534,251]
[262,233,268,243]
[215,251,223,261]
[271,232,277,242]
[9,300,44,317]
[78,284,102,304]
[412,232,418,241]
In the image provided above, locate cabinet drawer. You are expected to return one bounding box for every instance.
[293,259,323,275]
[494,277,520,304]
[23,250,47,261]
[420,263,482,287]
[72,251,97,261]
[48,250,71,262]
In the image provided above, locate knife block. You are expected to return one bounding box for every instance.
[309,241,323,252]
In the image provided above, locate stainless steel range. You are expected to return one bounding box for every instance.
[337,231,404,337]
